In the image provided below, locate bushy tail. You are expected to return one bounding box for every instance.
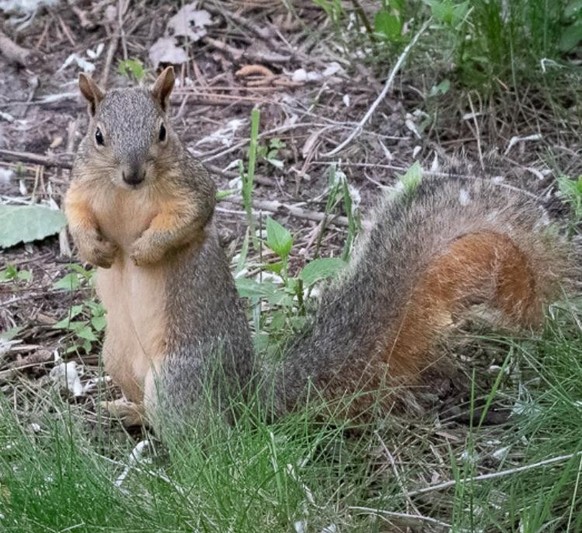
[271,176,571,418]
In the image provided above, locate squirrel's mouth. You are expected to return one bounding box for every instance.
[121,168,147,189]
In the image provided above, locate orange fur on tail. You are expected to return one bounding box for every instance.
[385,232,542,380]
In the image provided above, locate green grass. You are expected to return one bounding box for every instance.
[1,3,581,531]
[319,0,581,93]
[2,304,582,531]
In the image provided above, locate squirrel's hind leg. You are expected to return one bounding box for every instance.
[101,398,146,427]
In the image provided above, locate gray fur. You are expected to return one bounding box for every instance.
[70,75,568,434]
[269,177,566,416]
[159,226,255,431]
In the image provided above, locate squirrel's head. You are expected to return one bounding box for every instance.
[78,67,177,190]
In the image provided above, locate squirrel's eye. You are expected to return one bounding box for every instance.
[95,128,104,146]
[159,123,166,142]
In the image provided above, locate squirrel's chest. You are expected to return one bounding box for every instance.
[95,190,159,251]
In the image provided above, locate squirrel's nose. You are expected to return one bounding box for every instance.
[122,168,146,187]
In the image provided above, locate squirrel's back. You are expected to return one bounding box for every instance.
[270,177,570,418]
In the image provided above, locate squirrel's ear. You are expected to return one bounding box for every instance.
[151,66,175,112]
[78,74,104,116]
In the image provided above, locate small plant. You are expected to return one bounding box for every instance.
[312,0,344,25]
[239,107,261,245]
[52,263,94,291]
[53,301,106,354]
[374,0,406,43]
[557,174,582,227]
[118,58,147,83]
[236,216,346,357]
[424,0,580,90]
[0,264,32,283]
[323,164,361,260]
[257,138,286,169]
[52,265,105,353]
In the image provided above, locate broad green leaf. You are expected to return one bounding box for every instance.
[0,205,67,248]
[565,0,582,19]
[253,331,270,354]
[558,23,582,52]
[374,9,402,41]
[266,217,293,259]
[54,306,85,329]
[236,278,279,299]
[429,0,469,26]
[265,261,283,275]
[91,315,107,332]
[236,277,290,306]
[299,258,346,287]
[0,265,32,282]
[76,325,98,342]
[53,273,83,291]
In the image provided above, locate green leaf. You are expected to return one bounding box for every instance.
[0,205,67,248]
[399,162,423,194]
[76,325,98,342]
[54,306,86,329]
[565,0,582,19]
[374,9,402,41]
[558,23,582,52]
[118,58,146,82]
[265,261,284,275]
[216,189,236,201]
[253,331,270,354]
[53,273,82,291]
[0,326,23,341]
[429,0,469,27]
[91,315,107,332]
[299,258,346,287]
[389,0,405,12]
[0,265,18,281]
[0,265,31,282]
[266,218,293,259]
[429,79,451,97]
[236,278,279,299]
[17,269,32,282]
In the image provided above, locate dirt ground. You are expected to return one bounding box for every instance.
[1,1,581,436]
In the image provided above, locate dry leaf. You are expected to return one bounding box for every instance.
[50,361,83,397]
[167,2,211,41]
[149,37,188,68]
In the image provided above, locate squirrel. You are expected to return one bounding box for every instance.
[65,67,569,433]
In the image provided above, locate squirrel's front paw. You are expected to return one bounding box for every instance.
[130,235,165,267]
[77,231,118,268]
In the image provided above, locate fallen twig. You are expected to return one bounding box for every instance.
[0,30,36,66]
[323,19,431,157]
[407,450,582,498]
[203,36,291,64]
[204,4,273,42]
[0,149,73,169]
[224,196,350,227]
[350,506,451,529]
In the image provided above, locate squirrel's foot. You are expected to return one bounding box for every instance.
[76,230,118,268]
[102,398,146,427]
